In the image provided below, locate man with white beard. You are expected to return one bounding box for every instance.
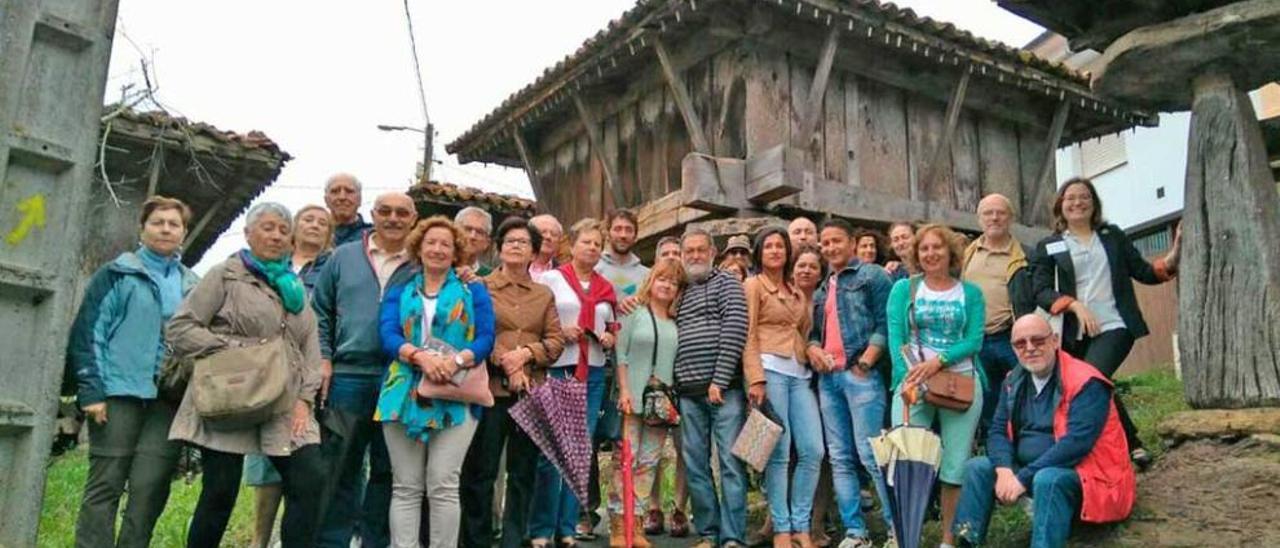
[672,229,750,548]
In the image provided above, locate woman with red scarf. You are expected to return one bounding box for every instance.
[531,218,619,547]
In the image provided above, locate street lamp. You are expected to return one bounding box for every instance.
[377,123,434,182]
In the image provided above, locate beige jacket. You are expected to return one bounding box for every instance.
[484,267,565,396]
[743,274,813,386]
[166,256,322,456]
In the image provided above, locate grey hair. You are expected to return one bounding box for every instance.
[681,228,716,253]
[455,206,493,233]
[244,202,293,231]
[530,213,563,233]
[325,172,362,193]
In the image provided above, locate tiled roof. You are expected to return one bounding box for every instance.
[409,180,535,215]
[448,0,1153,160]
[108,107,291,161]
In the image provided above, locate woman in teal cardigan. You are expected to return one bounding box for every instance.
[886,223,987,548]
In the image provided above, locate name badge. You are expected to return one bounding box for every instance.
[1045,241,1068,255]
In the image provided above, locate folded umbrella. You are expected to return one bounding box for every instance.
[510,376,593,504]
[621,437,635,548]
[871,385,943,548]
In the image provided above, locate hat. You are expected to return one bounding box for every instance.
[723,234,751,255]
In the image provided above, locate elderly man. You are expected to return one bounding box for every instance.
[961,194,1037,436]
[953,314,1135,548]
[455,206,494,276]
[312,192,419,547]
[528,214,563,278]
[674,229,750,548]
[325,173,373,246]
[788,216,819,249]
[656,235,682,263]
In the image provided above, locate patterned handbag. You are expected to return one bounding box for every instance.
[731,400,784,472]
[640,308,680,427]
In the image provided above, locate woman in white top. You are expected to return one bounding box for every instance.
[531,218,618,547]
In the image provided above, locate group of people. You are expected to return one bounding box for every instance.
[65,171,1179,548]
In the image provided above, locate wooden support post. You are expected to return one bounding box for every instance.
[797,26,841,148]
[919,70,970,219]
[511,129,548,213]
[145,146,163,198]
[183,198,225,250]
[1026,100,1071,222]
[573,94,626,208]
[654,38,712,155]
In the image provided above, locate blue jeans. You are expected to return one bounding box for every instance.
[318,373,391,548]
[679,388,749,545]
[529,366,606,539]
[954,457,1082,548]
[764,371,825,533]
[979,331,1019,438]
[818,370,893,539]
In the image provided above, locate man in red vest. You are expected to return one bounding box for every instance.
[952,314,1136,547]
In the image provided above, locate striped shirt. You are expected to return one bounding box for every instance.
[674,269,749,395]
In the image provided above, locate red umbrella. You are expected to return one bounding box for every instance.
[621,437,635,548]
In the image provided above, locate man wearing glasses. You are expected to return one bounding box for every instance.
[455,206,495,277]
[312,192,420,547]
[952,314,1136,548]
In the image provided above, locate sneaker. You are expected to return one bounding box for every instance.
[573,515,596,541]
[1131,447,1153,470]
[836,536,875,548]
[644,508,665,536]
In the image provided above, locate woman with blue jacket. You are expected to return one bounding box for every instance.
[376,216,495,548]
[887,223,987,548]
[67,196,199,548]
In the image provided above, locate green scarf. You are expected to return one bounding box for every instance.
[240,249,306,314]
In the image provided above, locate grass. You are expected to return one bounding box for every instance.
[38,370,1188,547]
[39,449,256,547]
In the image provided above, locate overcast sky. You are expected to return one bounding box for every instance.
[104,0,1042,273]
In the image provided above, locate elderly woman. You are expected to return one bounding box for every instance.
[244,203,334,548]
[532,218,618,548]
[886,223,987,548]
[376,215,496,548]
[166,202,325,548]
[884,221,917,280]
[67,196,199,548]
[744,227,823,548]
[459,217,565,548]
[1032,177,1180,467]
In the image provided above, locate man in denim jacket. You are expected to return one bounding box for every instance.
[805,218,895,548]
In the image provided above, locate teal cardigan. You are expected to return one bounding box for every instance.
[885,276,988,392]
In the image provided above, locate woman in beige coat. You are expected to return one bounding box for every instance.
[166,202,325,548]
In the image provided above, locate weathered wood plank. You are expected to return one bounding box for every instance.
[824,72,847,182]
[907,94,953,207]
[511,129,549,213]
[789,55,823,175]
[654,37,712,155]
[978,117,1022,210]
[573,94,626,209]
[1020,101,1069,226]
[744,145,804,204]
[919,71,971,211]
[712,50,747,158]
[798,26,841,148]
[854,78,910,198]
[635,189,713,242]
[745,46,790,157]
[952,114,982,212]
[843,74,861,187]
[684,152,746,212]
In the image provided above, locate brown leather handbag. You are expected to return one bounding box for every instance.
[904,276,975,412]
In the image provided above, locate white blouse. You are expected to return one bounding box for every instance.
[538,269,616,368]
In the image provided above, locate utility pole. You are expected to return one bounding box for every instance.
[403,0,433,183]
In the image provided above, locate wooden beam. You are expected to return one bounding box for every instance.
[797,26,841,147]
[920,70,972,219]
[572,94,626,208]
[146,146,163,198]
[634,189,712,242]
[744,145,805,204]
[1033,100,1072,204]
[183,198,226,250]
[510,129,548,213]
[654,37,712,155]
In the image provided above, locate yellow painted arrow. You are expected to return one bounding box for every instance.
[5,194,46,246]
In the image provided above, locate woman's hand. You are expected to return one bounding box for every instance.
[1070,301,1101,337]
[904,356,943,386]
[806,346,832,374]
[885,261,903,274]
[618,393,634,415]
[291,400,311,438]
[1166,223,1182,271]
[499,348,530,375]
[83,402,108,425]
[747,382,767,407]
[562,325,583,340]
[508,371,531,393]
[599,332,616,349]
[457,349,476,368]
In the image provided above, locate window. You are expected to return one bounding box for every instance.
[1156,187,1166,199]
[1133,229,1172,257]
[1079,133,1128,178]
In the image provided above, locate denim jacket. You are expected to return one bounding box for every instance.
[808,260,893,367]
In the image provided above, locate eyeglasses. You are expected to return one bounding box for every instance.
[1011,335,1052,351]
[502,238,531,248]
[462,225,490,238]
[374,207,415,219]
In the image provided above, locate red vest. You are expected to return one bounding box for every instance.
[1008,350,1136,523]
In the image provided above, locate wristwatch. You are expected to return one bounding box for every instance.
[453,354,466,368]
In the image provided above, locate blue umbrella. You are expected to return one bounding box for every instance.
[871,386,943,548]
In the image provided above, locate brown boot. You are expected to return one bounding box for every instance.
[632,519,653,548]
[609,515,628,548]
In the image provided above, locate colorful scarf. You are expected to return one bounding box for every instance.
[374,269,476,443]
[557,263,618,381]
[239,249,306,314]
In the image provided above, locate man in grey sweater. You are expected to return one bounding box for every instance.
[673,228,750,548]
